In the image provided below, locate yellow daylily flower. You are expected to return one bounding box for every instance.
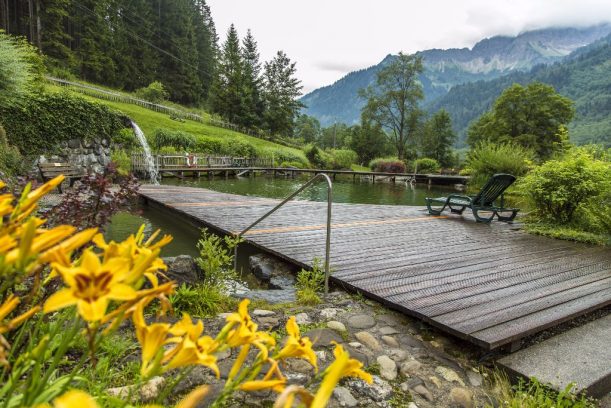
[0,295,40,335]
[273,385,314,408]
[164,334,220,377]
[275,316,317,370]
[47,389,99,408]
[14,176,64,221]
[133,302,171,377]
[224,299,275,350]
[44,249,137,321]
[40,228,98,267]
[240,359,286,393]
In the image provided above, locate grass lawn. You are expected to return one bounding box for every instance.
[46,84,309,164]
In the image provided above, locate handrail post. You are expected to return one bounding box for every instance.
[234,173,333,296]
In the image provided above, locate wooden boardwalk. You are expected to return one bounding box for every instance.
[139,185,611,350]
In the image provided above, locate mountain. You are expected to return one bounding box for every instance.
[428,33,611,146]
[300,24,611,127]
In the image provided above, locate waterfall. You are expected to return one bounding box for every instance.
[131,120,159,184]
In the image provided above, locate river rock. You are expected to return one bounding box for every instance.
[411,384,434,402]
[388,348,409,362]
[450,387,474,408]
[333,386,358,407]
[295,312,311,324]
[377,355,398,380]
[106,376,165,402]
[435,366,465,386]
[379,326,400,335]
[346,376,392,402]
[304,328,344,347]
[348,314,376,329]
[381,335,399,347]
[327,320,347,332]
[248,254,295,289]
[320,308,340,319]
[161,255,201,286]
[466,370,483,387]
[354,331,381,351]
[401,360,422,377]
[253,309,275,317]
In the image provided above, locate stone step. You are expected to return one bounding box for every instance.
[497,313,611,398]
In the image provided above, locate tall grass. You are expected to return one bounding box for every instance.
[465,141,534,187]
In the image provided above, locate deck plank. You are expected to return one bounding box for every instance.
[139,185,611,350]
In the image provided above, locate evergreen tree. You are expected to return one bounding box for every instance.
[262,50,303,136]
[350,118,391,164]
[210,24,247,123]
[420,109,456,167]
[39,0,73,69]
[193,0,217,102]
[156,0,202,104]
[293,114,321,143]
[241,29,263,128]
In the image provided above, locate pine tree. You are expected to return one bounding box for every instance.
[241,29,263,128]
[156,0,202,104]
[210,24,247,123]
[39,0,73,69]
[262,50,303,136]
[193,0,217,102]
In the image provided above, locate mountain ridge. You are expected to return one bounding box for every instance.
[300,23,611,127]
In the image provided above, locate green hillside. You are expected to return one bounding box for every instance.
[47,84,308,165]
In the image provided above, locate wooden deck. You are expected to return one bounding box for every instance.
[139,185,611,350]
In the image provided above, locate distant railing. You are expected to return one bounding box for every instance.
[131,153,274,172]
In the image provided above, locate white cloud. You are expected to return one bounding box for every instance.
[207,0,611,93]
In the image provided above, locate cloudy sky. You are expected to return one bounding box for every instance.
[207,0,611,94]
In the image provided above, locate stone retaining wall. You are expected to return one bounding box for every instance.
[37,137,112,174]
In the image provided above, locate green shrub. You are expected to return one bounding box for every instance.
[466,141,534,187]
[414,158,440,174]
[135,81,169,103]
[327,149,358,170]
[369,157,406,173]
[112,128,138,151]
[169,283,236,317]
[304,145,326,168]
[279,161,306,169]
[110,150,131,176]
[520,147,610,226]
[196,228,242,290]
[194,137,224,154]
[151,128,197,153]
[222,139,257,158]
[0,31,44,108]
[0,91,127,156]
[295,258,326,306]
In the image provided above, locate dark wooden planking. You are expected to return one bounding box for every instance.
[139,185,611,350]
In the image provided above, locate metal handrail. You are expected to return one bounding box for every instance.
[234,173,333,295]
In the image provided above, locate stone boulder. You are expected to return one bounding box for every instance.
[162,255,201,286]
[248,253,296,289]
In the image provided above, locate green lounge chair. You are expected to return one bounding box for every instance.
[425,173,519,223]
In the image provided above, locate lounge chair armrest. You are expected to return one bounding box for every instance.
[447,194,473,203]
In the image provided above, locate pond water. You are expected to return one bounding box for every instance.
[160,174,460,206]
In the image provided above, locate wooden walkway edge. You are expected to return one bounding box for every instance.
[139,185,611,351]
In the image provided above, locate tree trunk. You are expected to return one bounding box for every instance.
[35,0,41,50]
[28,0,34,41]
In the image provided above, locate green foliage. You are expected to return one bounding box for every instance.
[349,120,392,164]
[490,376,596,408]
[326,149,358,170]
[151,128,197,153]
[170,282,237,317]
[305,145,326,169]
[467,82,574,159]
[523,223,609,246]
[0,124,25,177]
[110,150,131,176]
[0,91,127,156]
[112,127,138,150]
[519,147,610,226]
[135,81,169,103]
[360,52,424,160]
[294,114,321,143]
[369,157,406,173]
[295,258,326,306]
[0,31,44,108]
[466,141,534,187]
[420,109,456,167]
[196,228,242,290]
[262,51,304,136]
[413,158,440,174]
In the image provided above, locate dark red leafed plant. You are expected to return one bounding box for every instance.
[373,160,406,173]
[43,163,140,231]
